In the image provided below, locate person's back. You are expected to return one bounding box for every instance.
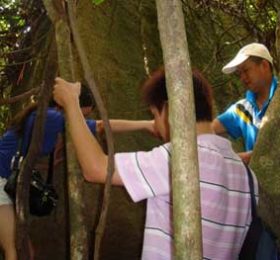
[114,69,258,259]
[115,134,256,259]
[0,107,65,179]
[198,134,256,259]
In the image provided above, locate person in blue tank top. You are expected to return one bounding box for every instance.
[0,84,98,260]
[212,43,277,164]
[0,85,155,260]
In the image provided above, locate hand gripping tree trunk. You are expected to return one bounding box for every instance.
[155,0,203,259]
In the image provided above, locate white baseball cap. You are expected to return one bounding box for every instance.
[222,43,273,74]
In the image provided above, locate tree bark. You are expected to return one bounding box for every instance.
[0,87,39,105]
[43,1,89,259]
[15,35,57,260]
[67,1,116,259]
[275,11,280,74]
[250,15,280,243]
[250,86,280,243]
[155,0,203,259]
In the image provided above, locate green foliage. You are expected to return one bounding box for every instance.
[0,0,25,34]
[0,0,27,135]
[181,0,279,117]
[244,0,277,33]
[0,105,9,135]
[0,0,23,134]
[91,0,105,5]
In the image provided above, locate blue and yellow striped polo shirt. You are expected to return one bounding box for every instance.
[217,76,278,151]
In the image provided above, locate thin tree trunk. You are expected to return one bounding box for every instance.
[43,1,89,259]
[66,1,115,259]
[0,87,39,105]
[55,15,89,260]
[15,35,57,260]
[155,0,203,259]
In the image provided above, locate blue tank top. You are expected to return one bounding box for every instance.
[0,108,96,178]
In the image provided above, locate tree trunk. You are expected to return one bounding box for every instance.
[250,14,280,245]
[250,85,280,243]
[43,1,89,259]
[155,0,203,258]
[15,36,57,260]
[66,1,116,259]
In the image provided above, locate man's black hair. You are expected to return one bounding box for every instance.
[249,56,273,72]
[80,83,95,108]
[49,83,96,108]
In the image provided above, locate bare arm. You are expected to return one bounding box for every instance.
[238,151,252,164]
[53,77,123,186]
[96,119,156,136]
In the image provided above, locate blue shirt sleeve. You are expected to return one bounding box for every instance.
[217,104,242,139]
[0,130,19,178]
[86,119,97,135]
[22,108,64,155]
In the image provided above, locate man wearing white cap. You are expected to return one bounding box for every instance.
[212,42,278,163]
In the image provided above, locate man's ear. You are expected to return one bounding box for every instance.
[262,59,271,71]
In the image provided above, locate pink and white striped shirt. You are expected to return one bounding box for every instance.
[115,134,258,260]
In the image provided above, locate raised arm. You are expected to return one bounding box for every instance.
[53,77,123,185]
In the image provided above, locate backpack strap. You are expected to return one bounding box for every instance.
[244,164,257,219]
[239,164,261,259]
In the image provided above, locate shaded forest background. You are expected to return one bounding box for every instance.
[0,0,280,259]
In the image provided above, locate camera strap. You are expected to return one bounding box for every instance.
[46,150,54,184]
